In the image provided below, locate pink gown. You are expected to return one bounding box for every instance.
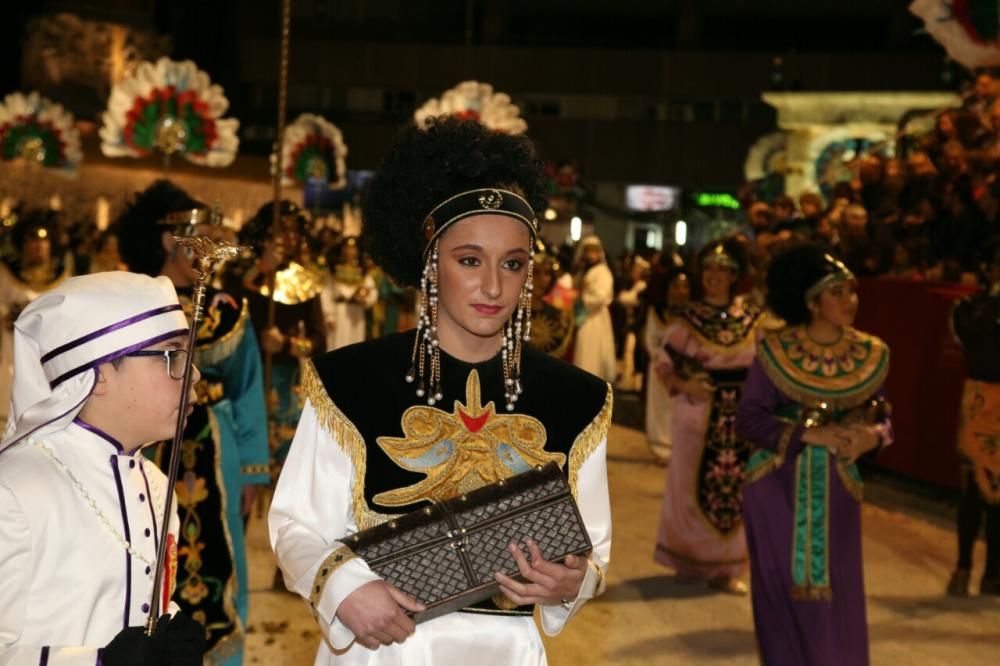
[652,297,763,579]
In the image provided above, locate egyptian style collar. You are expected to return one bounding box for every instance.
[176,289,249,367]
[758,325,889,410]
[676,297,763,352]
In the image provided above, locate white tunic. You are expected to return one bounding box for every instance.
[572,264,617,383]
[269,401,612,666]
[321,273,378,352]
[643,307,675,451]
[0,422,178,665]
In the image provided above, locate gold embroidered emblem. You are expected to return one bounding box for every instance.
[374,370,562,507]
[478,189,503,210]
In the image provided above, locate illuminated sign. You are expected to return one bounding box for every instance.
[695,192,740,209]
[626,185,680,212]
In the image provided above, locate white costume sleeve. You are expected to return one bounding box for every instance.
[361,275,378,309]
[0,482,103,666]
[268,401,381,650]
[581,265,614,313]
[540,435,611,636]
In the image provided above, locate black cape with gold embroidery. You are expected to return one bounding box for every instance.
[310,329,610,615]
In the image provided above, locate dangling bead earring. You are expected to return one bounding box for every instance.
[406,240,443,405]
[501,247,534,411]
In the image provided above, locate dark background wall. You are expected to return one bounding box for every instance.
[5,0,953,189]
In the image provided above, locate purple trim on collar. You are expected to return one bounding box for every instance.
[39,646,50,666]
[41,304,183,364]
[49,329,188,389]
[73,418,124,453]
[110,460,132,630]
[139,463,160,551]
[0,371,98,457]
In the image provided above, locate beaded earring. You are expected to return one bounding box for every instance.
[406,240,443,405]
[501,248,534,410]
[407,242,535,410]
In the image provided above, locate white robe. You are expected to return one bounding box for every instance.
[269,400,612,666]
[644,307,674,452]
[321,273,378,352]
[0,422,179,665]
[573,263,616,383]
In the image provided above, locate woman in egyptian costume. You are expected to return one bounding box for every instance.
[268,117,611,665]
[527,243,574,359]
[652,238,761,594]
[736,242,892,666]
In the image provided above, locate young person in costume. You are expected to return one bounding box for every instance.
[0,272,204,665]
[652,238,761,594]
[572,235,617,383]
[527,242,574,359]
[233,201,326,465]
[947,237,1000,597]
[320,236,377,351]
[643,266,691,464]
[269,117,612,665]
[736,243,892,666]
[116,180,270,665]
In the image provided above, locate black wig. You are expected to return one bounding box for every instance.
[361,116,547,287]
[115,179,205,276]
[766,242,850,326]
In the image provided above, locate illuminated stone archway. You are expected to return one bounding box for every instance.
[754,91,960,199]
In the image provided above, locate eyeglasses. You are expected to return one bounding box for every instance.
[124,349,189,380]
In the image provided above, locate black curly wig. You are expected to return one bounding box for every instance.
[362,116,547,287]
[115,179,205,276]
[766,242,850,326]
[240,200,308,251]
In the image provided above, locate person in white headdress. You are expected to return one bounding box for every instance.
[0,272,205,665]
[572,235,617,383]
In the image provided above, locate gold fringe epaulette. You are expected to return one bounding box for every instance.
[195,299,250,368]
[568,383,613,501]
[301,360,395,531]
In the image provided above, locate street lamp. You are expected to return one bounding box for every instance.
[675,220,687,246]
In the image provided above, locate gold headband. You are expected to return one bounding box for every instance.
[805,255,856,303]
[701,244,740,272]
[421,188,538,259]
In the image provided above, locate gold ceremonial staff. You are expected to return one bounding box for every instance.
[262,0,293,398]
[145,235,246,635]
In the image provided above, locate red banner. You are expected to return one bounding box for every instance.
[855,277,978,490]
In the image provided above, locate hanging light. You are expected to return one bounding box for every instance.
[675,220,687,246]
[544,207,558,221]
[570,216,582,242]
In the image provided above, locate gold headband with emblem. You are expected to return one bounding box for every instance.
[421,188,538,259]
[804,254,856,303]
[701,243,740,272]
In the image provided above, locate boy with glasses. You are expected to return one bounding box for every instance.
[0,271,204,665]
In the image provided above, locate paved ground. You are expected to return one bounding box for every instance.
[243,424,998,665]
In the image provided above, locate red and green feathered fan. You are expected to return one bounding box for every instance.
[100,57,239,167]
[0,92,82,174]
[911,0,1000,68]
[414,81,527,134]
[278,114,348,188]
